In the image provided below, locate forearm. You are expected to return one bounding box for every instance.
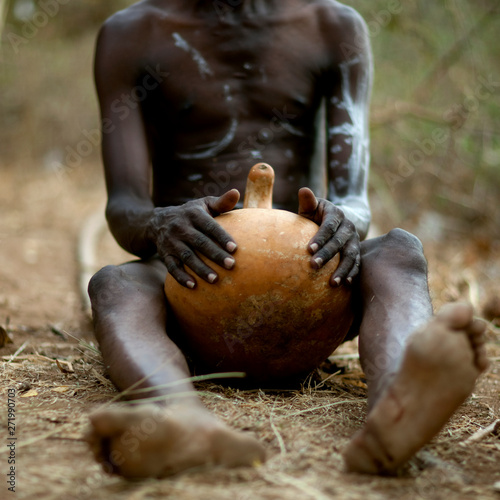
[105,194,158,258]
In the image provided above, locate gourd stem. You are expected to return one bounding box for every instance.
[243,163,275,209]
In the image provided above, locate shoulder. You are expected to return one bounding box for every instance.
[94,2,171,83]
[310,0,367,31]
[96,2,158,52]
[309,1,370,63]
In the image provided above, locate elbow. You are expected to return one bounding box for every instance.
[104,202,157,259]
[357,207,371,241]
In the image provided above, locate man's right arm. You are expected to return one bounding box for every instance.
[94,14,239,288]
[94,15,157,258]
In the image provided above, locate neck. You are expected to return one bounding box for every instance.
[192,0,276,19]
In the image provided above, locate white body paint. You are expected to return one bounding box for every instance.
[176,118,239,160]
[176,81,239,160]
[327,56,370,198]
[224,84,233,102]
[250,150,264,160]
[280,121,305,137]
[172,32,213,79]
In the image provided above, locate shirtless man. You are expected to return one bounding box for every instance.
[86,0,488,478]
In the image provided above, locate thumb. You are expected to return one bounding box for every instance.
[298,187,318,218]
[209,189,240,215]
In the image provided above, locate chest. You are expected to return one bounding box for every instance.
[141,20,327,129]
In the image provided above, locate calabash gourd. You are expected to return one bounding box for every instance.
[164,163,353,381]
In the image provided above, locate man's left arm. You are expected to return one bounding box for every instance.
[299,7,372,285]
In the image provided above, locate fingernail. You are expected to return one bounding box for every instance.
[224,257,235,269]
[314,257,323,268]
[186,280,195,289]
[226,241,237,252]
[333,277,341,286]
[310,243,319,253]
[208,273,217,283]
[347,277,353,284]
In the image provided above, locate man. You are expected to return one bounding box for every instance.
[86,0,488,478]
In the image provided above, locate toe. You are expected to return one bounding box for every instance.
[89,409,132,436]
[470,318,487,338]
[467,318,489,372]
[212,429,266,467]
[436,302,474,330]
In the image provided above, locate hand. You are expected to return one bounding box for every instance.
[148,189,240,288]
[298,187,360,286]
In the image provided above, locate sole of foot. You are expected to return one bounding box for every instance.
[86,403,266,479]
[343,302,488,475]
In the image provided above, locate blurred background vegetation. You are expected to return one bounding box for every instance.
[0,0,499,242]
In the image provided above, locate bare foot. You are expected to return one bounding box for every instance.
[343,302,488,475]
[85,403,266,478]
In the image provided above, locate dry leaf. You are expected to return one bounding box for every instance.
[0,326,13,348]
[51,386,70,393]
[91,368,112,386]
[18,382,31,393]
[56,359,74,374]
[20,389,38,398]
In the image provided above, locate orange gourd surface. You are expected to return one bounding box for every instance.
[164,164,353,381]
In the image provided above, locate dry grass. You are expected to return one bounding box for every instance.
[1,313,499,499]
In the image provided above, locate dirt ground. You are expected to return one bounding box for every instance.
[0,163,499,500]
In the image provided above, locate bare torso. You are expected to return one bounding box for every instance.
[148,9,327,209]
[97,0,363,212]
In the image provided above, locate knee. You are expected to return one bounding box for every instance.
[385,228,424,252]
[381,228,427,273]
[88,265,128,305]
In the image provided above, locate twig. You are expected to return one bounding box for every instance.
[95,370,247,410]
[270,403,287,459]
[313,370,341,390]
[77,207,107,316]
[5,340,29,364]
[328,353,360,360]
[463,419,500,444]
[280,400,358,419]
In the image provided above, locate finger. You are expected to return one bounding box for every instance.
[309,217,348,267]
[193,212,238,254]
[164,255,197,289]
[204,191,240,252]
[346,254,361,281]
[188,228,236,270]
[330,242,360,286]
[207,189,240,216]
[163,244,220,288]
[297,187,318,217]
[308,206,345,257]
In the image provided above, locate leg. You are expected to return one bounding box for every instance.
[343,229,488,474]
[86,260,265,478]
[89,260,194,402]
